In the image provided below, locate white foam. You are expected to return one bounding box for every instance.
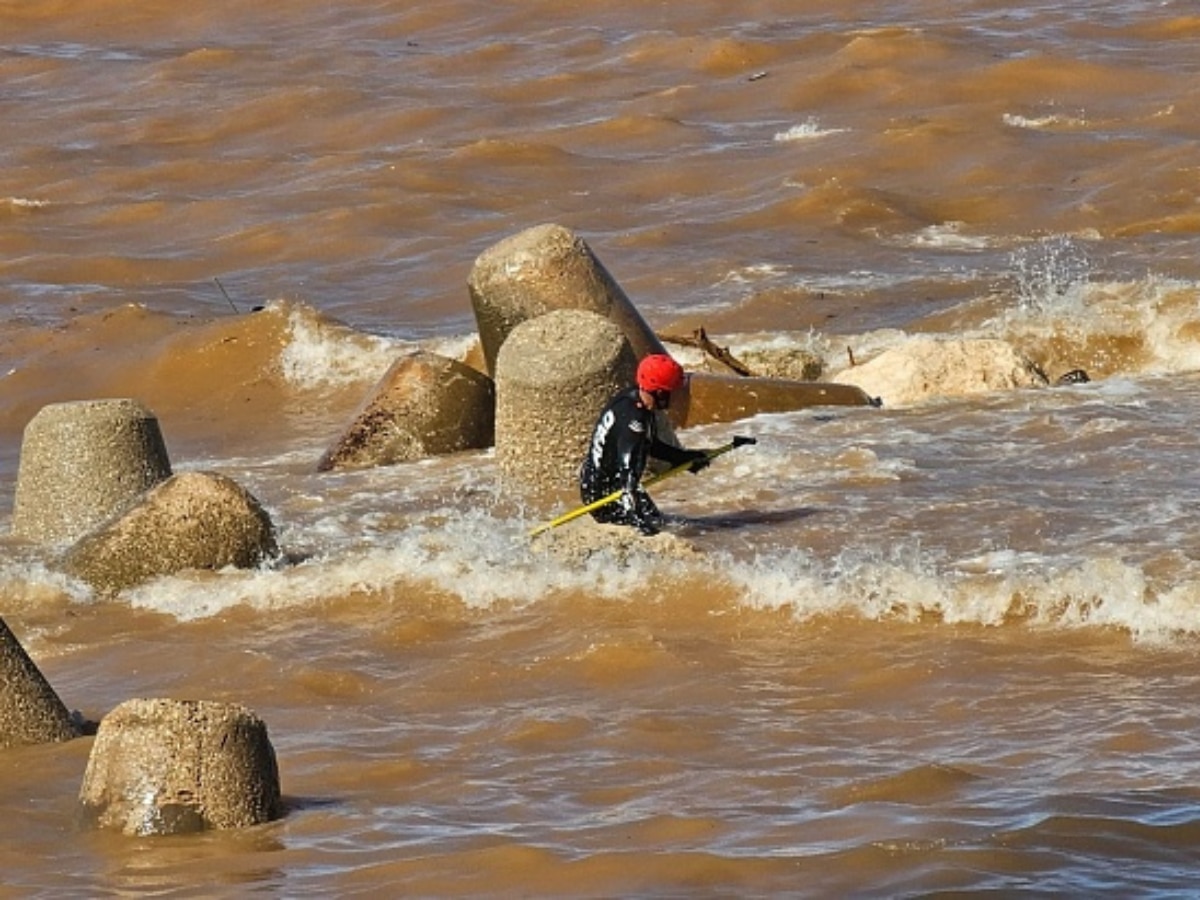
[983,256,1200,378]
[0,559,98,626]
[119,509,687,621]
[422,333,479,362]
[2,197,50,210]
[278,302,409,389]
[718,263,790,285]
[905,221,994,251]
[32,500,1200,645]
[1137,276,1200,375]
[773,117,848,142]
[725,545,1200,641]
[1002,112,1087,130]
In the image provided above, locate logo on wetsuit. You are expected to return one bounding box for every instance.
[590,409,616,470]
[590,408,646,469]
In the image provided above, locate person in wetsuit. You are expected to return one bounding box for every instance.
[579,354,710,535]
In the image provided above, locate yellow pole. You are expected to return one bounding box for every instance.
[528,436,754,538]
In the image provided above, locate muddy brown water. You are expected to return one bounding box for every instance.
[4,2,1200,895]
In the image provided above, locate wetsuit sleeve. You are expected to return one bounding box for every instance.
[650,436,705,469]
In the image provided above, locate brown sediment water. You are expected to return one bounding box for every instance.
[4,2,1200,895]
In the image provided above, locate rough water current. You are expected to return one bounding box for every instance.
[4,2,1200,895]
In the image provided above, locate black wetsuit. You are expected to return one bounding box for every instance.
[579,387,701,535]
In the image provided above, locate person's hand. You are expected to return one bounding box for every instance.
[687,450,710,474]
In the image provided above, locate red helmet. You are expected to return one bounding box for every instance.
[636,354,686,393]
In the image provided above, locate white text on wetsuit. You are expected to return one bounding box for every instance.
[590,409,616,470]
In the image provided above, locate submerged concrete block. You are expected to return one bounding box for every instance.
[832,337,1046,407]
[495,309,638,494]
[0,617,78,749]
[675,372,877,426]
[12,399,172,545]
[468,223,667,375]
[317,350,495,472]
[61,471,278,595]
[78,698,282,835]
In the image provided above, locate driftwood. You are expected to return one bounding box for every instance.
[658,327,755,377]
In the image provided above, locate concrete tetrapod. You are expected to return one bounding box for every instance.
[61,471,278,596]
[469,225,877,425]
[468,223,667,375]
[78,698,282,836]
[0,617,78,749]
[673,372,878,427]
[317,350,495,471]
[12,399,172,545]
[495,309,638,495]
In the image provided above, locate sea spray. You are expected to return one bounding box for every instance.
[1010,234,1093,315]
[278,301,407,389]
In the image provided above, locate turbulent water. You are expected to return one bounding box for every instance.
[4,1,1200,896]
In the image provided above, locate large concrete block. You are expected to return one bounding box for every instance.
[78,698,282,835]
[0,617,78,749]
[675,372,878,426]
[495,309,638,493]
[12,399,172,545]
[467,223,666,375]
[61,471,278,595]
[317,350,494,472]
